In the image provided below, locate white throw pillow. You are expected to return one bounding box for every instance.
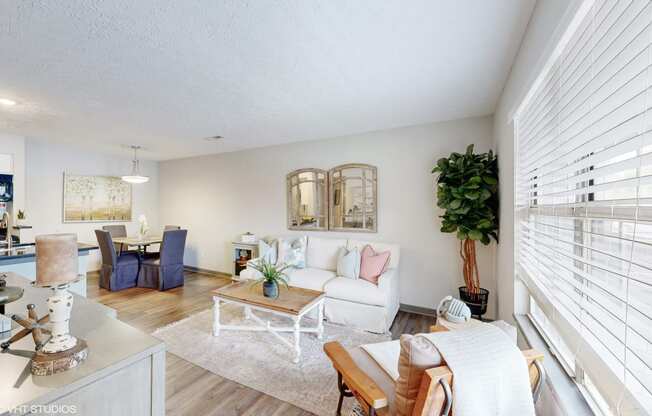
[336,247,360,279]
[277,236,307,268]
[258,239,277,264]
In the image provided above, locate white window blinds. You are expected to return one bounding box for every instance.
[515,0,652,414]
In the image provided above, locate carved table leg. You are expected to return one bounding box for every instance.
[212,296,220,336]
[317,300,324,340]
[293,316,301,363]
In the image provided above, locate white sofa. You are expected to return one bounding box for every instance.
[240,236,400,333]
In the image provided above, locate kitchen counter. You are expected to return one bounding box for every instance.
[0,244,98,297]
[0,273,165,416]
[0,242,97,261]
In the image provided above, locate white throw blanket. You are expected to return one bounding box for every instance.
[361,340,401,381]
[420,324,535,416]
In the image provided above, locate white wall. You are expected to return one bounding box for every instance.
[24,139,160,270]
[0,133,26,217]
[159,116,496,313]
[492,0,581,321]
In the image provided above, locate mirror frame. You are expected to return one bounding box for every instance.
[286,168,329,231]
[328,163,378,233]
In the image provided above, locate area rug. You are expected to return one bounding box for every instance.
[152,304,390,416]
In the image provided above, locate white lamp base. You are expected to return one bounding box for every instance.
[41,285,78,354]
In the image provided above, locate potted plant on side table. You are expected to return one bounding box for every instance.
[432,144,498,319]
[16,210,27,226]
[249,258,291,298]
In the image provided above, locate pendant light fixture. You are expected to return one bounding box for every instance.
[122,145,149,184]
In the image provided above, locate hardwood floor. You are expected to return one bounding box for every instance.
[86,270,436,416]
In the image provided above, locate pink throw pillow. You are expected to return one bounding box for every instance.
[359,245,391,284]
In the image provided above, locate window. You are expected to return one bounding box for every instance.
[514,1,652,414]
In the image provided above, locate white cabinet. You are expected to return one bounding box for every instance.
[0,154,13,174]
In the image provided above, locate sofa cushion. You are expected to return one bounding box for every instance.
[258,239,278,265]
[336,246,360,279]
[348,239,400,269]
[288,267,336,291]
[306,237,347,271]
[395,334,443,416]
[278,236,307,268]
[359,245,391,284]
[324,276,388,306]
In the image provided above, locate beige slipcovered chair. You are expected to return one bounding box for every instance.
[324,324,544,416]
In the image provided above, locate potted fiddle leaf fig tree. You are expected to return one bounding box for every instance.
[432,144,498,318]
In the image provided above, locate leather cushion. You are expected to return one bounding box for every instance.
[395,334,443,416]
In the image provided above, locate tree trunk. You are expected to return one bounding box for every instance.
[460,239,480,293]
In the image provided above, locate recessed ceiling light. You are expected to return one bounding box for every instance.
[204,136,223,142]
[0,98,16,106]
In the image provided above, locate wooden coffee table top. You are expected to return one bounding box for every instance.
[212,281,325,315]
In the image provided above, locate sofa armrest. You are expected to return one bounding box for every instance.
[239,258,262,280]
[377,268,397,294]
[246,257,261,268]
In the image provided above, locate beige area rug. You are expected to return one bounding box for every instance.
[153,305,390,416]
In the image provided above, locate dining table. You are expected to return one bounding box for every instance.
[112,235,163,253]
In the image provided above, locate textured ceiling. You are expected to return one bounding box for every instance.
[0,1,535,160]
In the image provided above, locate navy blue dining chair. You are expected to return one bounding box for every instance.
[138,229,187,290]
[95,229,140,291]
[102,224,128,254]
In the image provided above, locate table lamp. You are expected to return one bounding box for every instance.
[31,234,87,374]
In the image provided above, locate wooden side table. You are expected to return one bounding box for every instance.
[432,316,517,344]
[231,241,259,277]
[433,316,484,332]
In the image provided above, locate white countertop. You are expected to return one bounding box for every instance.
[0,273,165,415]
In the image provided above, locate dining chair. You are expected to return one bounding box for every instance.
[95,230,140,291]
[138,229,187,290]
[102,224,128,254]
[144,225,181,258]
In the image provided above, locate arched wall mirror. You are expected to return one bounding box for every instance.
[286,169,328,231]
[329,164,377,232]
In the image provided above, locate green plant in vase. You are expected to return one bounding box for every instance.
[432,144,498,317]
[248,258,291,298]
[16,209,26,226]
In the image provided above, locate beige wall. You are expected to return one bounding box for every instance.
[492,0,582,321]
[159,116,496,313]
[24,139,160,270]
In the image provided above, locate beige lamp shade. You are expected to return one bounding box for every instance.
[35,234,79,287]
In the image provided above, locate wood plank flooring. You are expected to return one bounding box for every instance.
[86,270,436,416]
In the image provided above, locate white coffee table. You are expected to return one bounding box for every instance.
[212,281,326,363]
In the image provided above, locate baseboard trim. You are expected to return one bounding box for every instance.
[400,303,436,317]
[184,265,231,279]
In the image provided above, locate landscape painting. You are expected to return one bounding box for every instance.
[63,174,132,222]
